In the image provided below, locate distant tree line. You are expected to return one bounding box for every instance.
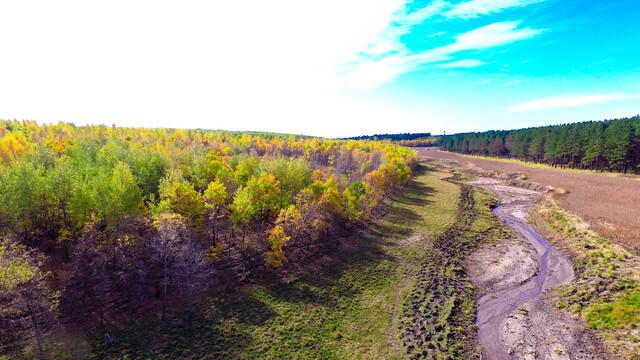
[342,133,436,147]
[438,116,640,173]
[342,132,432,141]
[394,138,438,147]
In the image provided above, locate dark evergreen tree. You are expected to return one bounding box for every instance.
[438,116,640,173]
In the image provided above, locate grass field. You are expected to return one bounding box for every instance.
[421,148,640,249]
[76,164,461,360]
[530,198,640,359]
[397,174,507,359]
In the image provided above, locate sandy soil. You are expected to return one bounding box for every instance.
[502,296,609,360]
[468,178,610,360]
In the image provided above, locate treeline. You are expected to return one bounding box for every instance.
[394,138,438,147]
[342,133,437,147]
[0,120,417,358]
[342,132,432,141]
[438,116,640,173]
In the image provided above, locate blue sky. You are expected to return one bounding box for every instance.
[1,0,639,137]
[339,0,640,135]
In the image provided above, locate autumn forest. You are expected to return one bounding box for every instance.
[0,120,417,358]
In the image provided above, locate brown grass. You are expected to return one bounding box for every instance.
[420,148,640,249]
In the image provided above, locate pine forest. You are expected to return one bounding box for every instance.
[438,116,640,173]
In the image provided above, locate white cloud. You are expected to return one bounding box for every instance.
[336,0,544,89]
[405,0,545,23]
[339,55,410,90]
[428,31,447,38]
[405,0,450,26]
[437,59,487,68]
[500,80,522,86]
[508,94,640,112]
[445,0,545,19]
[450,21,542,50]
[342,21,541,88]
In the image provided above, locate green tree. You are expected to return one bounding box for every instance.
[229,187,255,265]
[159,181,205,227]
[0,162,43,244]
[233,156,259,186]
[604,121,633,172]
[583,129,605,171]
[245,173,282,224]
[344,181,376,221]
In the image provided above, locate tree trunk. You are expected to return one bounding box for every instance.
[29,306,44,360]
[162,262,168,320]
[99,295,104,325]
[241,227,247,278]
[188,296,193,327]
[213,219,217,244]
[132,279,143,312]
[228,227,234,260]
[62,203,69,228]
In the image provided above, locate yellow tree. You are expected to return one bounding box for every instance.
[275,205,305,241]
[294,190,329,242]
[318,176,343,218]
[265,226,290,268]
[245,173,281,224]
[203,180,227,244]
[0,132,30,165]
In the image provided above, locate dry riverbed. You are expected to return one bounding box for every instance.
[468,178,610,359]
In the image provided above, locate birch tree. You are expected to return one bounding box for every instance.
[151,213,189,320]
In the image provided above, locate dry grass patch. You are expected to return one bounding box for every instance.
[531,198,640,359]
[422,149,640,249]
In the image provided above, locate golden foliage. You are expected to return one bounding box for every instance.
[265,225,291,268]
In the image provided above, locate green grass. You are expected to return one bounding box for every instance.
[381,166,459,238]
[469,187,500,235]
[538,197,640,358]
[397,174,507,359]
[82,164,460,360]
[585,291,640,330]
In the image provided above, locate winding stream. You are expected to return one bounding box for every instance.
[474,186,574,360]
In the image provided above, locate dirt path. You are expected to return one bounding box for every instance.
[469,178,593,359]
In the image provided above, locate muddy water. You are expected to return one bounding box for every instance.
[474,187,574,359]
